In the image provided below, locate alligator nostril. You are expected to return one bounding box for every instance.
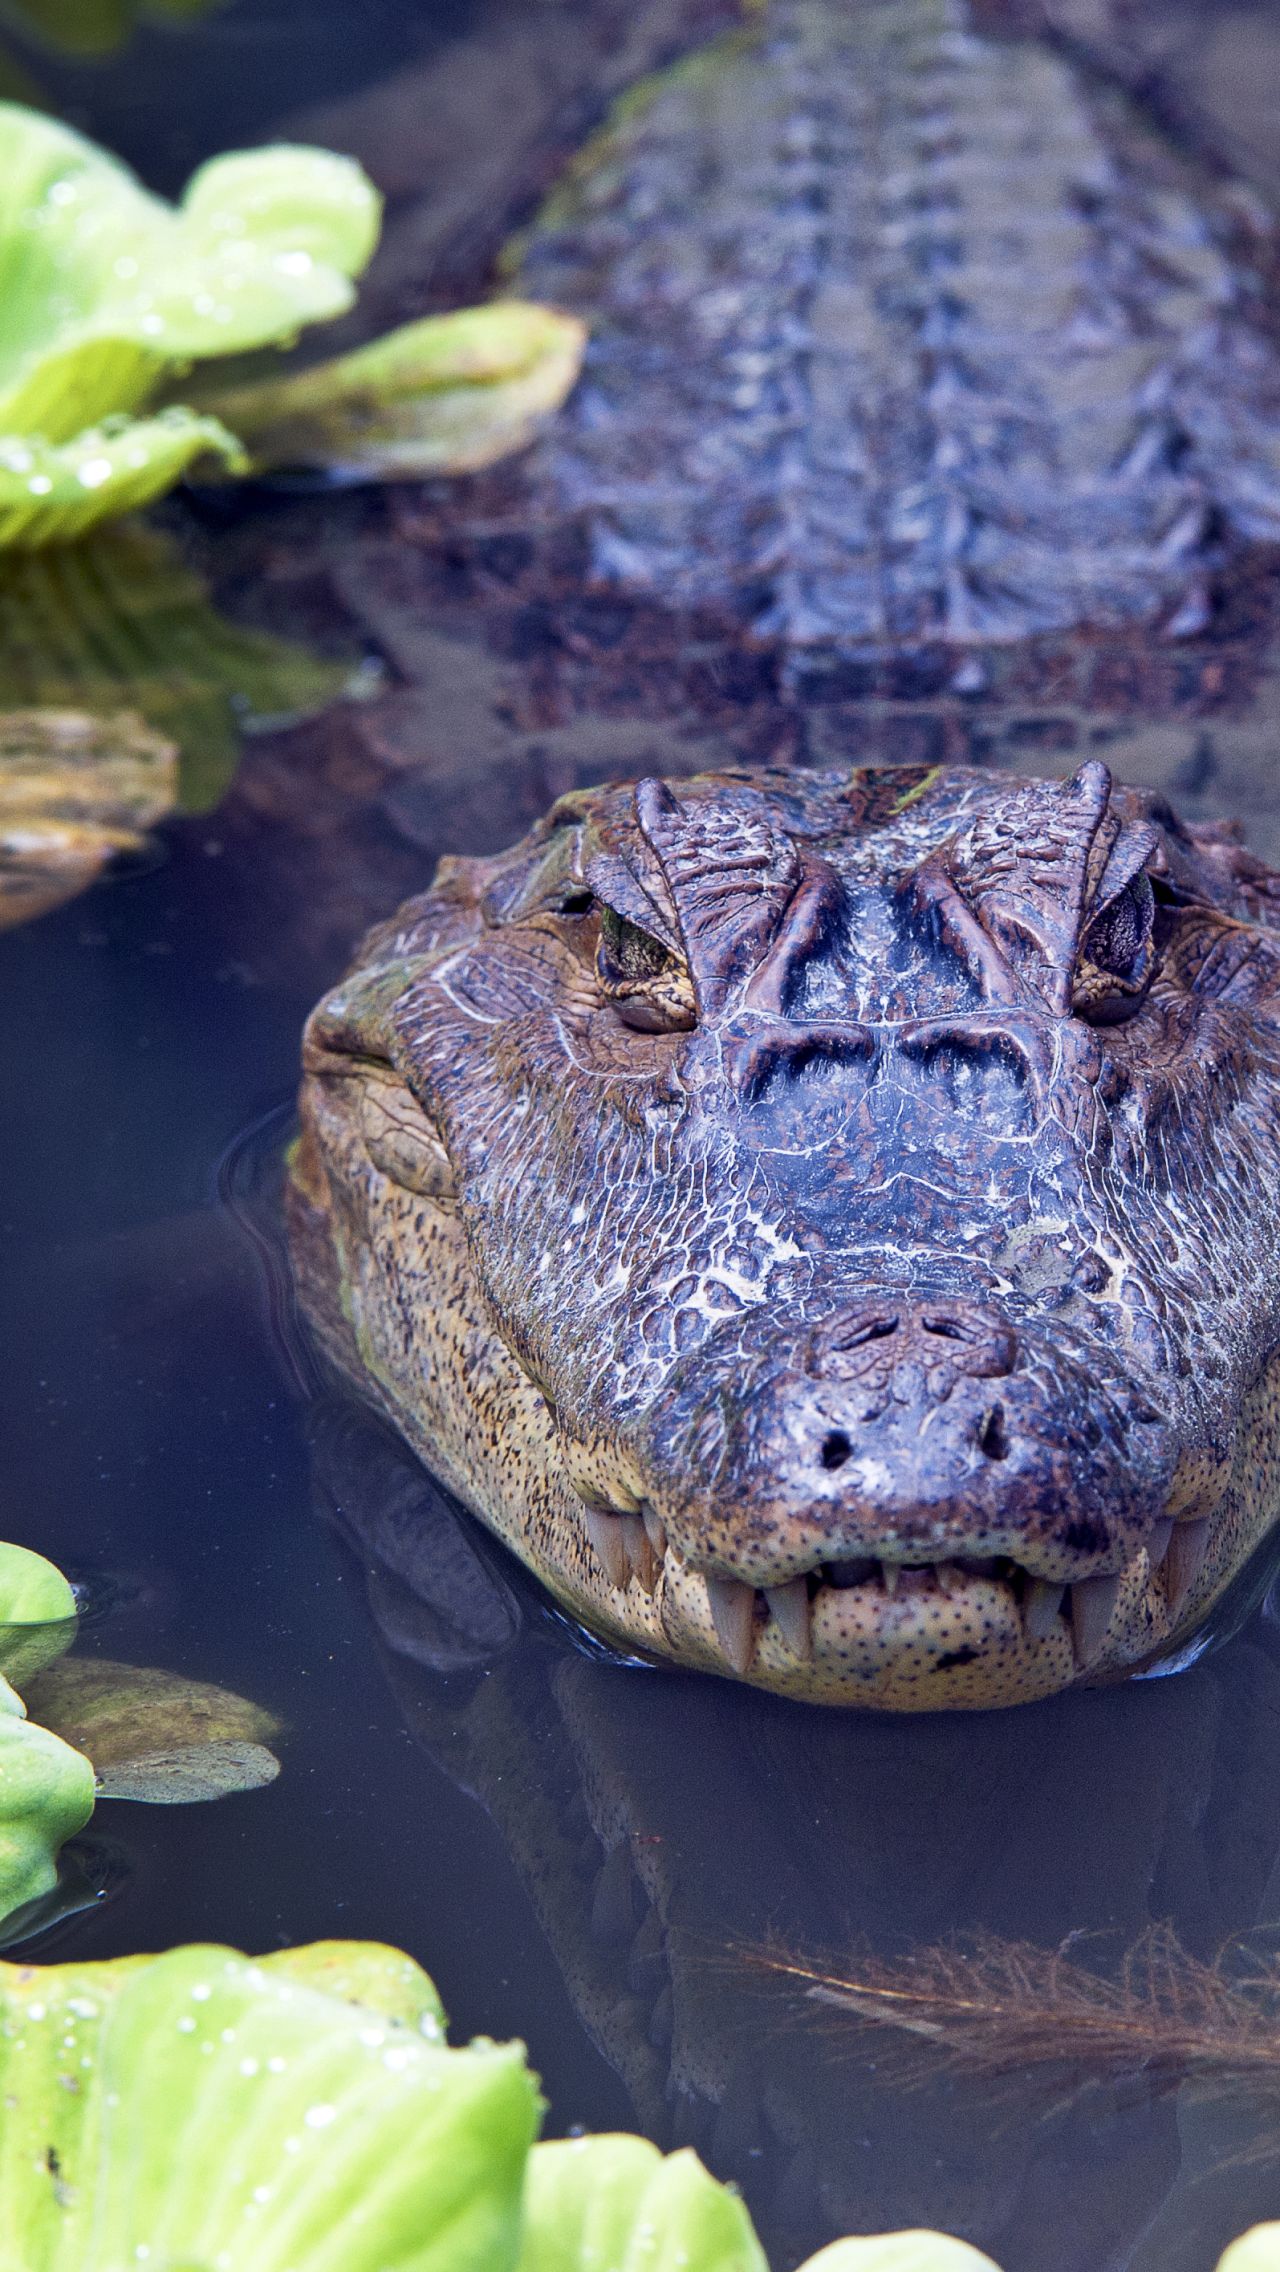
[977,1405,1009,1462]
[922,1315,965,1341]
[821,1430,853,1471]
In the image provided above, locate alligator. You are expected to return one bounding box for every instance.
[290,754,1280,1708]
[285,0,1280,1708]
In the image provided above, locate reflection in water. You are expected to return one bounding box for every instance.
[315,1398,1280,2272]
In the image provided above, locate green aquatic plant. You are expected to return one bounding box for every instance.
[0,1674,95,1929]
[0,101,585,546]
[0,1939,539,2269]
[200,301,588,481]
[0,1539,282,1936]
[521,2134,768,2272]
[796,2245,1001,2272]
[0,102,378,544]
[1222,2229,1280,2269]
[0,1541,78,1683]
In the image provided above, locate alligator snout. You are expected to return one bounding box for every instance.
[627,1288,1181,1696]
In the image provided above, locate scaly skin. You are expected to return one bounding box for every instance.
[290,759,1280,1708]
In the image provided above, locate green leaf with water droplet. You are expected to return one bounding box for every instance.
[519,2135,770,2272]
[0,409,244,548]
[0,1940,539,2271]
[0,1674,95,1930]
[203,302,586,480]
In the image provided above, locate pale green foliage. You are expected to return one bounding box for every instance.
[205,302,588,479]
[0,1540,76,1685]
[0,1675,95,1927]
[0,1941,538,2271]
[0,103,380,544]
[796,2239,1005,2272]
[1219,2230,1280,2270]
[520,2136,768,2272]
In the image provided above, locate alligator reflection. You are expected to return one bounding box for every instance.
[313,1399,1280,2272]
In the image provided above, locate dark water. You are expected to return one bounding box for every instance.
[6,2,1280,2268]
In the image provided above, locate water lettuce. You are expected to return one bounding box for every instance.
[0,101,585,545]
[521,2135,768,2272]
[0,103,379,544]
[0,1940,539,2271]
[202,301,588,481]
[1221,2234,1280,2270]
[0,1542,77,1683]
[0,1675,95,1928]
[795,2244,1003,2272]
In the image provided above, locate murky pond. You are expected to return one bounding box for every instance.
[5,1,1280,2265]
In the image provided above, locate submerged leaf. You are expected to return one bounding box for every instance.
[23,1656,281,1802]
[0,1541,78,1682]
[0,1940,540,2271]
[0,523,357,811]
[0,1675,95,1928]
[520,2135,768,2272]
[0,704,175,931]
[203,302,587,479]
[0,409,244,549]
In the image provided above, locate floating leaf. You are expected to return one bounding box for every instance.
[0,1940,540,2271]
[0,1675,95,1929]
[519,2135,768,2272]
[794,2242,1005,2272]
[0,1542,77,1684]
[0,409,244,549]
[0,704,175,931]
[203,302,586,480]
[23,1657,281,1802]
[0,523,357,811]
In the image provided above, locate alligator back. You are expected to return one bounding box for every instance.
[506,0,1280,654]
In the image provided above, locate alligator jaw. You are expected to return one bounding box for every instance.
[568,1497,1223,1710]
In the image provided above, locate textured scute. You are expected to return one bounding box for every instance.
[291,760,1280,1708]
[503,0,1280,655]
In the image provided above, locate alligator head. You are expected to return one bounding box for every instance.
[289,760,1280,1708]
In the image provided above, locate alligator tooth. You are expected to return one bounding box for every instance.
[705,1575,757,1674]
[583,1506,630,1591]
[1145,1518,1174,1571]
[1070,1572,1122,1668]
[622,1514,658,1594]
[880,1561,900,1597]
[765,1579,812,1659]
[1164,1517,1210,1619]
[934,1563,961,1596]
[1023,1577,1066,1642]
[642,1505,668,1561]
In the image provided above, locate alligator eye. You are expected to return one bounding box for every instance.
[596,905,696,1032]
[1073,871,1158,1023]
